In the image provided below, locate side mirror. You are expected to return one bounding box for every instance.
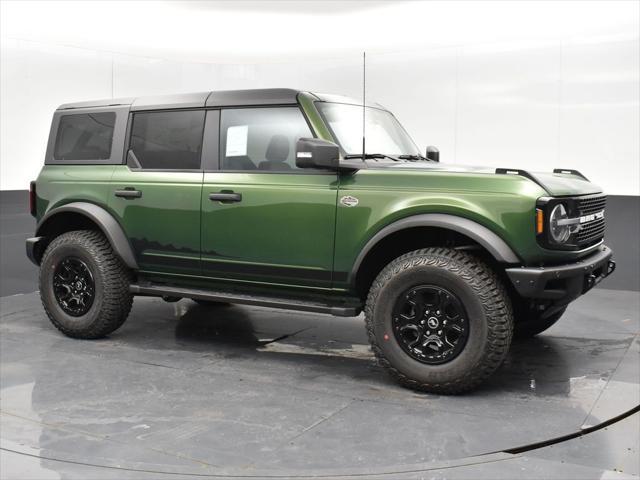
[296,138,339,170]
[426,146,439,162]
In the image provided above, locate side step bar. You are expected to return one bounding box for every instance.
[129,284,362,317]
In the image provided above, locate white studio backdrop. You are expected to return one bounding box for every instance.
[1,2,638,195]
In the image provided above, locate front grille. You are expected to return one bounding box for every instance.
[577,218,605,244]
[578,195,606,216]
[576,194,606,247]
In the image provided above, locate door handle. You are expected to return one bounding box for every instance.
[114,189,142,199]
[209,192,242,203]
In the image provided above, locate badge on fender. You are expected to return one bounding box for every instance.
[340,196,359,207]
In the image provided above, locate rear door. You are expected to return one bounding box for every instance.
[200,106,338,289]
[108,109,205,275]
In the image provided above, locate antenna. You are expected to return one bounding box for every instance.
[362,51,366,159]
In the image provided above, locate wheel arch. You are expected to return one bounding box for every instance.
[35,202,138,269]
[350,213,521,298]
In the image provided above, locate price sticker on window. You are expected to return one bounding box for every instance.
[226,125,248,157]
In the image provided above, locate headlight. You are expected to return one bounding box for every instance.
[549,203,571,243]
[537,195,605,250]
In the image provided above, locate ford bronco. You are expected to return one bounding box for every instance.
[26,88,615,393]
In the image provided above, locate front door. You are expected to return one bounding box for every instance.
[108,109,205,275]
[201,107,338,289]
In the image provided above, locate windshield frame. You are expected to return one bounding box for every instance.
[314,101,421,159]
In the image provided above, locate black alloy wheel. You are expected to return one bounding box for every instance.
[53,257,95,316]
[40,230,133,339]
[392,285,469,365]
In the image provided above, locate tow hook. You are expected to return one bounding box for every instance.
[585,274,597,290]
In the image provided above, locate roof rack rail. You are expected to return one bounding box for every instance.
[553,168,589,181]
[495,168,551,193]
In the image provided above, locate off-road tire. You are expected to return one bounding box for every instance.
[365,248,513,394]
[39,230,133,339]
[514,306,566,339]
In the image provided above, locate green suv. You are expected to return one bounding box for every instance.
[26,88,615,393]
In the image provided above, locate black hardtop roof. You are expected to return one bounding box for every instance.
[56,89,382,111]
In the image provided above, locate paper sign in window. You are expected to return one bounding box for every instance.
[226,125,248,157]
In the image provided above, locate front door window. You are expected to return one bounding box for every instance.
[219,107,312,172]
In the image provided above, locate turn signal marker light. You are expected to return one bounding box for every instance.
[536,208,544,234]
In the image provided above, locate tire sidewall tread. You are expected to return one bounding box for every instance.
[39,230,133,339]
[365,247,514,394]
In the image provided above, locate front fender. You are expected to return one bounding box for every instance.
[35,202,138,269]
[347,213,521,286]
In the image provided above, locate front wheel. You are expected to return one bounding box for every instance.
[365,248,513,394]
[39,230,133,339]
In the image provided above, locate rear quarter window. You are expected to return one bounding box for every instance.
[53,112,116,161]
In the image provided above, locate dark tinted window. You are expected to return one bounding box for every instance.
[220,107,312,171]
[129,110,205,170]
[54,112,115,161]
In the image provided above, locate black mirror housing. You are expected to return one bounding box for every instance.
[296,138,340,170]
[426,146,440,162]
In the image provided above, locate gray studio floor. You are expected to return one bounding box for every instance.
[1,193,639,479]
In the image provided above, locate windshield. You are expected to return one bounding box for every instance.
[316,102,421,157]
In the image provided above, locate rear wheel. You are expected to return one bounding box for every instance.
[365,248,513,394]
[39,230,133,339]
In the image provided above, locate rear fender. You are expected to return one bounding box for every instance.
[35,202,138,269]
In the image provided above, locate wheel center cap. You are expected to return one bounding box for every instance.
[427,317,439,329]
[75,281,83,290]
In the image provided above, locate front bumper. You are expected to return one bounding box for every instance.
[26,236,45,266]
[506,245,615,304]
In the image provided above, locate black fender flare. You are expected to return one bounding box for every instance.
[36,202,138,270]
[349,213,521,287]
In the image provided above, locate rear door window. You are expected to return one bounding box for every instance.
[129,110,205,170]
[54,112,116,161]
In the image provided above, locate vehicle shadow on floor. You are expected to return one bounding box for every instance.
[172,302,385,383]
[169,301,631,397]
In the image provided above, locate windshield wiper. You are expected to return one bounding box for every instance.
[398,154,429,161]
[344,153,401,161]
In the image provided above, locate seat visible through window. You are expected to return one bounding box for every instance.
[258,135,291,171]
[219,107,312,172]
